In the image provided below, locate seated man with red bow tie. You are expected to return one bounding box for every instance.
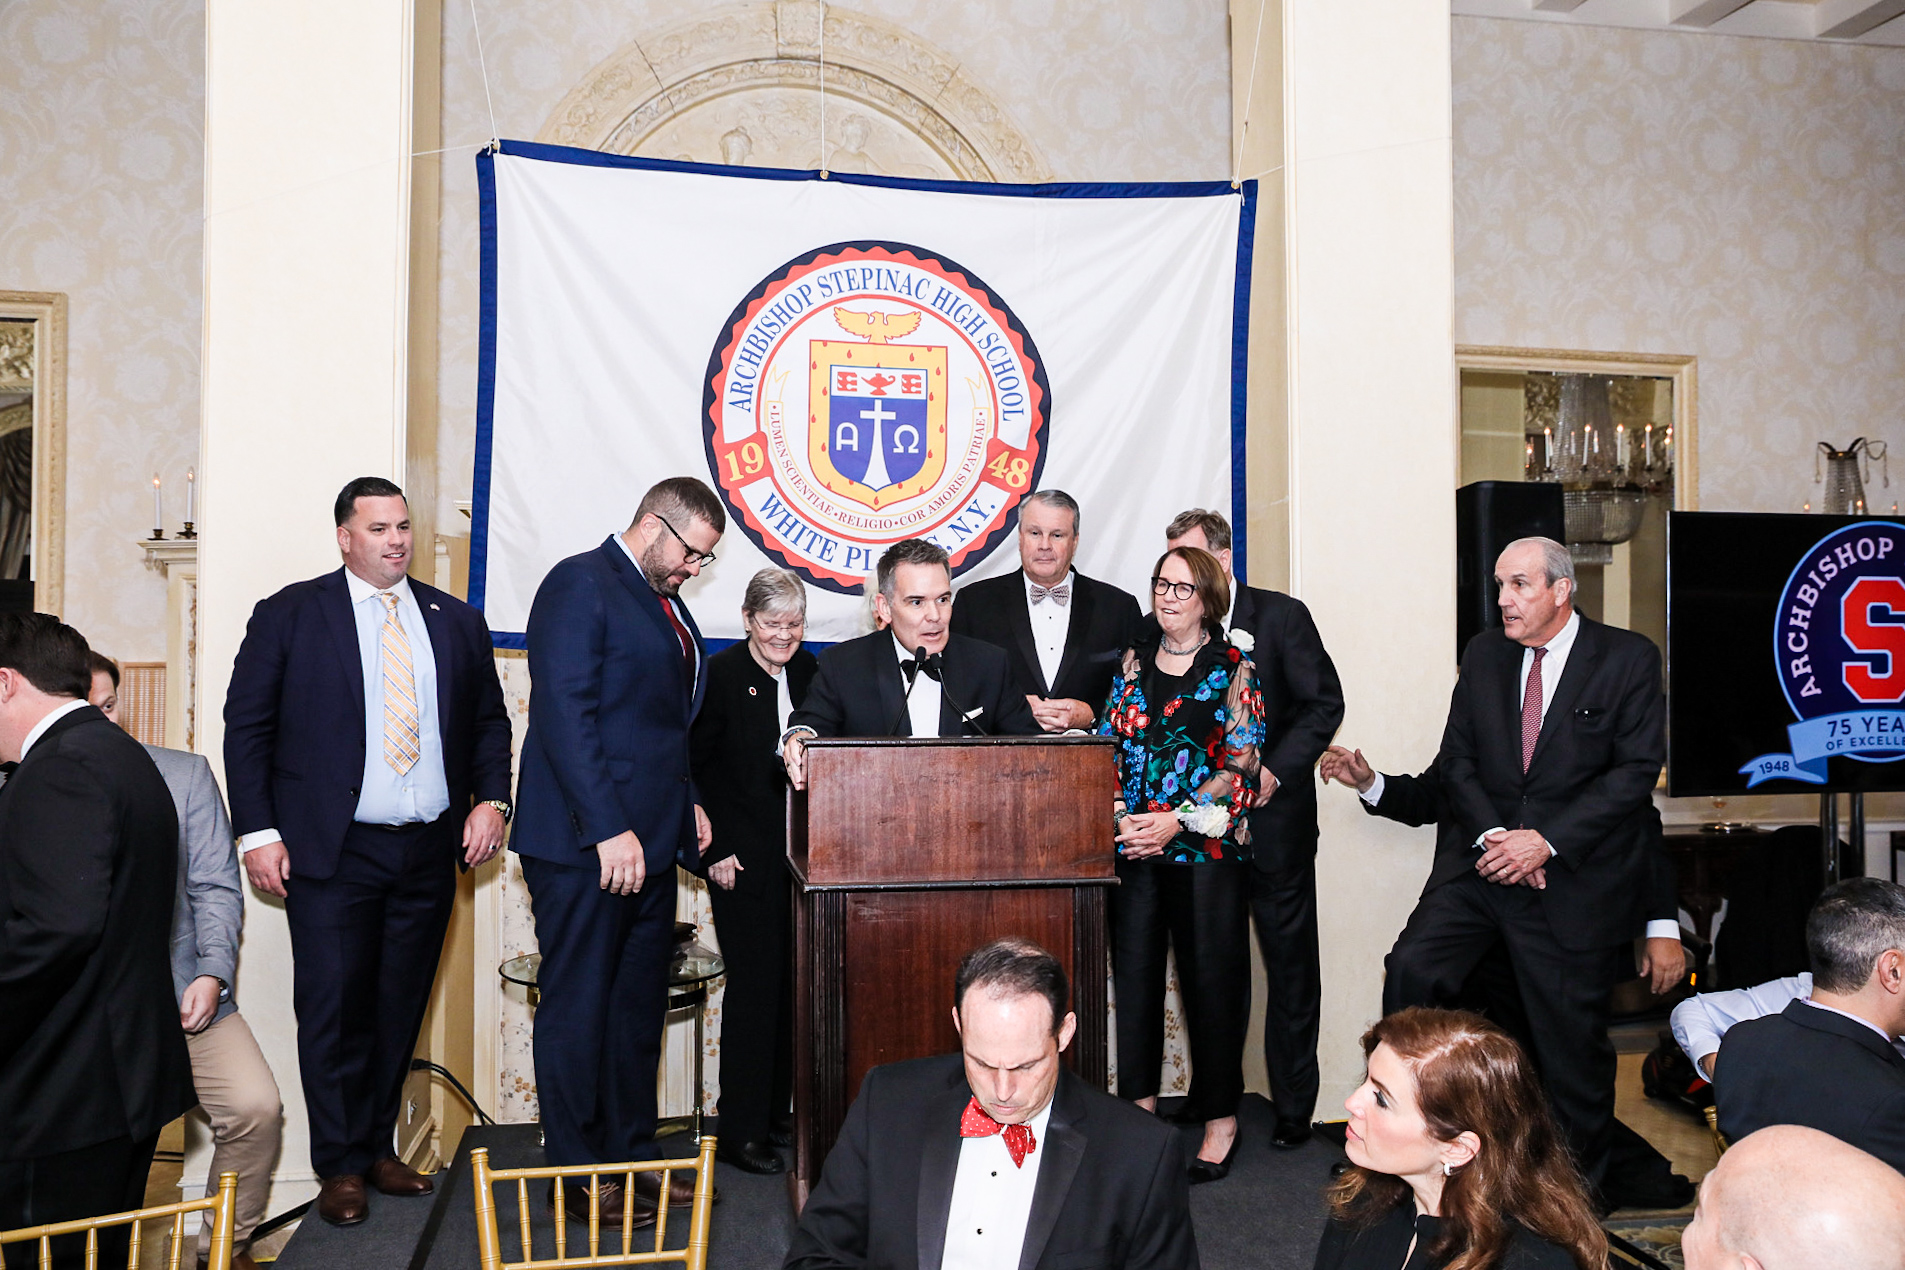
[783,939,1199,1270]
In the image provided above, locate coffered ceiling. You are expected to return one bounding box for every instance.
[1452,0,1905,45]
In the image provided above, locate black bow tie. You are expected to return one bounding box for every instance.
[904,655,942,683]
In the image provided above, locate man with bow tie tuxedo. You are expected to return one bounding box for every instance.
[782,539,1037,789]
[948,490,1141,733]
[783,939,1198,1270]
[1382,536,1666,1199]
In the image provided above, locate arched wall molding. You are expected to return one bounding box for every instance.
[537,0,1053,182]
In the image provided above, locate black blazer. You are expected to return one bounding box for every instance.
[1715,998,1905,1169]
[1314,1200,1576,1270]
[1229,586,1344,870]
[949,570,1141,715]
[789,631,1040,739]
[1435,616,1664,950]
[0,707,196,1159]
[689,642,817,875]
[224,568,513,881]
[784,1054,1198,1270]
[1365,758,1678,927]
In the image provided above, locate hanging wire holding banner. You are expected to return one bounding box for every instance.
[469,0,502,153]
[1232,0,1267,189]
[818,0,829,178]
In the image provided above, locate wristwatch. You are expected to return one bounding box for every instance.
[483,799,514,824]
[1112,807,1129,831]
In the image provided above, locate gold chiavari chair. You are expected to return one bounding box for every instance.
[1704,1104,1729,1157]
[0,1170,237,1270]
[471,1136,717,1270]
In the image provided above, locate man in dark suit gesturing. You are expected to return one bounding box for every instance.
[1384,536,1665,1196]
[0,613,196,1264]
[949,490,1141,731]
[512,477,721,1228]
[1715,878,1905,1169]
[783,539,1037,788]
[225,477,512,1225]
[1165,510,1343,1148]
[784,939,1198,1270]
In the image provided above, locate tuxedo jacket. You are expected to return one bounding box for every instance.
[783,1054,1198,1270]
[789,631,1039,739]
[1435,617,1664,951]
[514,538,710,876]
[1226,586,1344,871]
[1366,757,1678,927]
[0,707,196,1159]
[949,570,1141,716]
[224,567,512,881]
[689,641,817,875]
[1715,998,1905,1169]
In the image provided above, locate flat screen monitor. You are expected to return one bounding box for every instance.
[1669,510,1905,797]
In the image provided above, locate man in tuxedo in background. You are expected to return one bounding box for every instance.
[1714,878,1905,1169]
[225,477,512,1225]
[0,614,195,1267]
[784,938,1197,1270]
[1164,509,1343,1148]
[949,490,1140,731]
[1384,535,1665,1198]
[512,476,720,1229]
[783,538,1037,789]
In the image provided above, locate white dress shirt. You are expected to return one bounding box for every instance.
[895,635,944,738]
[1023,569,1074,693]
[19,698,90,758]
[775,668,794,736]
[1671,974,1812,1069]
[940,1098,1054,1270]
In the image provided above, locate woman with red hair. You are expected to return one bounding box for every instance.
[1316,1007,1606,1270]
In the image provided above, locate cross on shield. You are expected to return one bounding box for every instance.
[808,339,949,510]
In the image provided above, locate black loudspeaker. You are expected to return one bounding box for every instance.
[1455,481,1565,659]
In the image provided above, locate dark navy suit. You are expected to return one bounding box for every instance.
[223,567,510,1177]
[512,537,707,1166]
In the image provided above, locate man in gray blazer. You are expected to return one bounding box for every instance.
[90,657,282,1270]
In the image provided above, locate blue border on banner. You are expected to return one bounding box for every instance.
[470,141,1255,645]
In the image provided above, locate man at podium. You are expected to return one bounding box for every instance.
[783,539,1037,788]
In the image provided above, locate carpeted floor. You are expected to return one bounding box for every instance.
[270,1093,1337,1269]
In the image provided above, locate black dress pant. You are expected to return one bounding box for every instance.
[1112,856,1250,1120]
[283,817,456,1178]
[1384,872,1625,1188]
[707,871,794,1145]
[1248,856,1322,1125]
[0,1132,160,1270]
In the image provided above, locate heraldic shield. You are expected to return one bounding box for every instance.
[808,333,949,511]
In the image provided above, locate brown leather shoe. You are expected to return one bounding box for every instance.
[316,1175,369,1225]
[367,1155,435,1196]
[629,1167,711,1208]
[547,1178,657,1230]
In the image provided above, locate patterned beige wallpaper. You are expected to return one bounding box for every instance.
[0,0,203,661]
[1453,17,1905,513]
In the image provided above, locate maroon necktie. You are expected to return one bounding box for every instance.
[1521,646,1547,772]
[661,597,696,687]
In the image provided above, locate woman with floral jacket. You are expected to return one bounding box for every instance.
[1101,543,1265,1183]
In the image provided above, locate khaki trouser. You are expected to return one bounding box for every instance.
[186,1011,282,1249]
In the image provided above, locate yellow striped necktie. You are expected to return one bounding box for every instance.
[379,592,421,774]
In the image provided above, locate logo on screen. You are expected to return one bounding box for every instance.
[701,241,1049,593]
[1741,522,1905,786]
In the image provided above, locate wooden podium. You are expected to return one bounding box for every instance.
[787,735,1118,1197]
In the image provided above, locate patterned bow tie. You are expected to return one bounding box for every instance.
[1029,581,1071,607]
[960,1097,1037,1167]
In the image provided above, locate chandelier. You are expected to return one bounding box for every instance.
[1524,374,1673,567]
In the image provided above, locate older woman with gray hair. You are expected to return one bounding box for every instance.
[689,567,817,1175]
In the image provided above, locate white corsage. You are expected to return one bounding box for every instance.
[1227,627,1254,654]
[1175,801,1231,838]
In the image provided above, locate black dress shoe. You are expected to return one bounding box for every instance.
[1187,1135,1240,1184]
[1270,1118,1313,1149]
[717,1139,786,1175]
[768,1123,794,1149]
[1602,1170,1696,1211]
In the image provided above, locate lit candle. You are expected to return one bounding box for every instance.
[185,466,196,523]
[1804,500,1812,513]
[1525,440,1534,471]
[1643,422,1654,468]
[1617,423,1628,469]
[1544,426,1553,465]
[151,473,162,531]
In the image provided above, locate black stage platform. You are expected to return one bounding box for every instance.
[273,1095,1336,1270]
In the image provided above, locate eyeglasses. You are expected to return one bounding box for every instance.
[1151,576,1199,602]
[750,617,804,635]
[655,514,717,568]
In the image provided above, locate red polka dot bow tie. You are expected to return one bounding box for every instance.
[960,1097,1037,1167]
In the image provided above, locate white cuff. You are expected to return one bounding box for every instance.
[1645,920,1682,941]
[237,829,283,855]
[1359,773,1385,805]
[1473,826,1507,850]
